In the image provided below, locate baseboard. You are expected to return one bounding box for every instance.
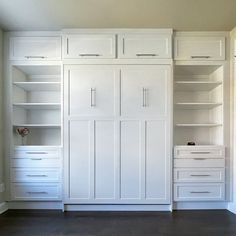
[227,202,236,214]
[173,202,227,210]
[0,202,8,214]
[64,204,172,211]
[8,201,63,210]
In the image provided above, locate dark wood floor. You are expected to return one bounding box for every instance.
[0,210,236,236]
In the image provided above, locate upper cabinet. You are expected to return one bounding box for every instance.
[63,34,116,59]
[174,35,225,60]
[118,34,172,59]
[10,37,62,60]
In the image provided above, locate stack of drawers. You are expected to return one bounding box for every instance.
[11,146,62,201]
[174,146,225,201]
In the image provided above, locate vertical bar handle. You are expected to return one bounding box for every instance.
[90,88,96,107]
[142,88,145,107]
[142,88,148,107]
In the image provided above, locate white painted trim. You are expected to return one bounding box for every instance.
[64,204,172,212]
[174,31,229,37]
[228,202,236,214]
[0,202,8,214]
[8,201,63,210]
[173,202,227,210]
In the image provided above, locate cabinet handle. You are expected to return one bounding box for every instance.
[191,56,211,59]
[190,174,211,177]
[90,88,96,107]
[136,54,157,57]
[122,38,125,54]
[25,56,46,59]
[142,88,146,107]
[193,158,206,160]
[190,191,211,194]
[66,38,69,54]
[79,54,101,57]
[191,151,211,154]
[26,175,47,177]
[27,191,48,194]
[26,152,48,154]
[30,158,42,161]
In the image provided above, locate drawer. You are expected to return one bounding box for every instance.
[174,168,225,183]
[174,36,225,60]
[10,37,61,60]
[174,146,224,158]
[174,183,225,201]
[11,184,61,201]
[118,34,171,59]
[174,158,225,168]
[11,168,61,183]
[14,148,60,159]
[63,34,116,59]
[11,158,61,168]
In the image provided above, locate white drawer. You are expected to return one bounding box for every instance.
[63,34,116,59]
[118,34,171,59]
[11,184,61,201]
[174,36,225,60]
[174,158,225,168]
[14,148,60,159]
[11,158,61,168]
[174,168,225,183]
[10,37,61,60]
[174,183,225,201]
[11,168,61,183]
[174,146,224,158]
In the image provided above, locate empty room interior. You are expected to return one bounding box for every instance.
[1,0,236,235]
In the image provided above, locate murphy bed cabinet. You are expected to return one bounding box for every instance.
[4,30,229,211]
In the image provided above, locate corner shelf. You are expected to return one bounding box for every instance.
[13,103,61,110]
[175,102,222,109]
[175,81,222,91]
[13,82,61,91]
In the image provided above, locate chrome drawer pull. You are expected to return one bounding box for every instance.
[193,158,206,160]
[25,56,46,59]
[190,174,211,177]
[26,175,47,177]
[136,53,157,56]
[190,191,211,194]
[191,56,211,59]
[27,191,48,194]
[190,152,211,154]
[90,88,96,107]
[30,158,42,161]
[26,152,48,154]
[79,53,100,56]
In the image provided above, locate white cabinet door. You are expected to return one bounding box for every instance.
[174,36,225,60]
[63,34,116,58]
[119,34,171,58]
[65,65,118,117]
[121,65,170,117]
[10,37,61,60]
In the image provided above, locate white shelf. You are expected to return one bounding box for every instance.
[13,124,61,128]
[13,82,61,91]
[175,102,222,109]
[13,103,61,110]
[175,81,222,91]
[175,123,222,127]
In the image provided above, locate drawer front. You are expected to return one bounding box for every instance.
[174,168,225,183]
[64,34,116,59]
[11,168,61,183]
[10,37,61,60]
[119,34,171,59]
[174,146,224,158]
[174,158,225,168]
[14,149,60,159]
[174,36,225,60]
[174,183,225,201]
[11,158,61,168]
[11,184,61,201]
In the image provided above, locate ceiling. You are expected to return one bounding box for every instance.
[0,0,235,31]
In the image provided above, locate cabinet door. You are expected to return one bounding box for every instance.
[10,37,61,60]
[63,34,116,59]
[174,36,225,60]
[65,66,118,116]
[119,34,171,58]
[121,65,170,117]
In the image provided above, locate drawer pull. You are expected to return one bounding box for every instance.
[191,56,211,59]
[25,56,46,59]
[190,174,211,177]
[30,158,42,161]
[26,175,47,177]
[136,53,157,57]
[79,54,101,57]
[190,152,211,154]
[27,191,48,194]
[26,152,48,154]
[190,191,211,194]
[193,158,206,160]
